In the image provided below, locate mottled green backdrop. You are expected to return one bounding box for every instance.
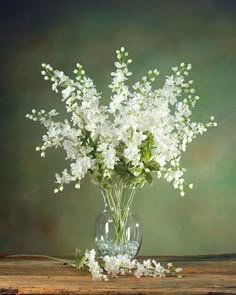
[1,0,235,255]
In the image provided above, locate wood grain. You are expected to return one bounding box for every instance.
[0,254,235,294]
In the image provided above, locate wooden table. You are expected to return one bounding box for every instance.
[0,254,235,294]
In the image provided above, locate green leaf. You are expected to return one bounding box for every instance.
[145,173,153,184]
[141,150,151,162]
[74,248,86,269]
[128,166,143,176]
[145,160,160,171]
[115,163,131,176]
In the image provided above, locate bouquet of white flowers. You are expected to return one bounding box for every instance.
[26,47,216,257]
[26,46,216,195]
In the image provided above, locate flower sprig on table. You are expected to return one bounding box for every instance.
[72,248,183,281]
[4,251,183,281]
[26,47,217,195]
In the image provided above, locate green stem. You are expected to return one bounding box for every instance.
[102,177,138,244]
[5,254,72,264]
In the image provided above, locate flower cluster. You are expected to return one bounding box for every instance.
[73,248,183,281]
[26,47,217,195]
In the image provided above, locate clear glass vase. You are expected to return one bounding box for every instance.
[94,178,142,258]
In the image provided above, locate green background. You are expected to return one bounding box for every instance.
[1,0,235,255]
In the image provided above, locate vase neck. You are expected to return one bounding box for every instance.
[100,178,138,212]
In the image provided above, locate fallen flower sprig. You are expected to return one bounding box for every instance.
[71,248,183,281]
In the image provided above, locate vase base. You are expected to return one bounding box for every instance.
[96,240,140,258]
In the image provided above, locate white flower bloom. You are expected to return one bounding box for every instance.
[188,183,193,189]
[83,249,106,280]
[62,85,75,100]
[97,142,118,170]
[124,144,140,166]
[117,254,136,270]
[74,248,182,281]
[70,156,92,182]
[103,256,121,277]
[134,262,146,278]
[27,48,216,196]
[54,70,66,80]
[152,260,166,277]
[175,267,183,273]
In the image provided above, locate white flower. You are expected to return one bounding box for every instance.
[134,262,146,278]
[175,267,183,273]
[27,48,216,196]
[62,85,75,100]
[117,254,136,270]
[74,248,182,281]
[54,70,66,80]
[109,94,125,113]
[84,249,106,281]
[70,156,92,183]
[124,144,140,166]
[152,260,167,277]
[97,142,118,170]
[103,256,121,277]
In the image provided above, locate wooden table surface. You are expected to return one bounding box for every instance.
[0,254,235,294]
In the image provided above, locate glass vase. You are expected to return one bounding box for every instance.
[94,178,142,258]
